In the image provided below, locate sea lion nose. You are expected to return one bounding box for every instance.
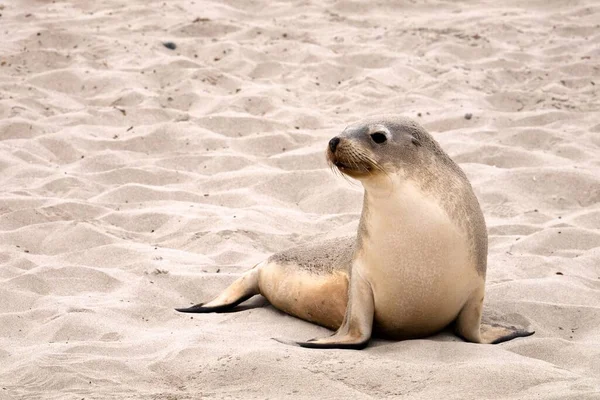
[329,137,340,152]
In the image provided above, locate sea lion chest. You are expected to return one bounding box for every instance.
[355,182,477,337]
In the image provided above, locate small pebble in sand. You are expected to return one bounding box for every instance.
[163,42,177,50]
[464,113,473,120]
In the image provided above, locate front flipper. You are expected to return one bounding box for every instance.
[479,322,535,344]
[294,269,374,350]
[455,287,534,344]
[479,307,534,344]
[175,267,259,314]
[297,336,370,350]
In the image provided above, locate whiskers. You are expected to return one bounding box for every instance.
[326,145,387,183]
[326,152,356,186]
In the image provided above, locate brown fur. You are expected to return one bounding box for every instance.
[270,237,354,275]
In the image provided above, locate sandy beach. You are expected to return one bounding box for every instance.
[1,0,599,398]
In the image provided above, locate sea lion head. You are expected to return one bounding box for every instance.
[327,116,426,180]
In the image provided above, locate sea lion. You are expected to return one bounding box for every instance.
[176,116,534,349]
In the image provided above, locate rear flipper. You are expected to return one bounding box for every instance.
[175,267,260,314]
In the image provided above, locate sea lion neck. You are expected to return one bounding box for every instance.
[359,171,406,199]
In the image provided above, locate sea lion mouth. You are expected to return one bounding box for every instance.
[333,160,371,173]
[327,148,381,178]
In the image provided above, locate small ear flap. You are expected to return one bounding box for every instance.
[411,137,422,147]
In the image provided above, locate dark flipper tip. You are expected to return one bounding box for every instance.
[491,329,535,345]
[297,341,369,350]
[175,303,209,313]
[175,303,236,313]
[175,295,255,314]
[272,337,368,350]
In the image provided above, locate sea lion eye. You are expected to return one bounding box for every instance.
[370,132,387,144]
